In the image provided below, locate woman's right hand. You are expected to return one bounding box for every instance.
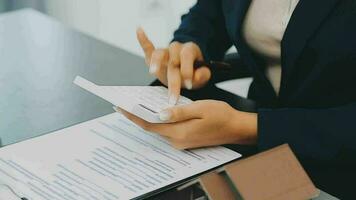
[136,28,211,105]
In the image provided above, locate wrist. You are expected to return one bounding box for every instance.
[231,111,258,144]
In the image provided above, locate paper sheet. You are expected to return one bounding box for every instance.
[73,76,193,123]
[0,113,241,200]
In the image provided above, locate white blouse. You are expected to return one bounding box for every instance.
[242,0,299,94]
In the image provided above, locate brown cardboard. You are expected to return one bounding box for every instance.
[199,171,236,200]
[224,144,318,200]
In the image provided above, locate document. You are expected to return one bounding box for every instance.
[0,113,241,200]
[74,76,193,123]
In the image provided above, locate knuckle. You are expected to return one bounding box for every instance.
[180,46,189,55]
[185,42,194,47]
[169,58,180,67]
[181,45,194,56]
[213,101,231,112]
[185,42,198,51]
[194,100,206,105]
[219,101,230,108]
[170,41,181,48]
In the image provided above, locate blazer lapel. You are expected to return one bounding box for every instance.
[280,0,340,96]
[231,0,251,39]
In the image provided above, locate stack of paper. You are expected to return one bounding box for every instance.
[0,113,241,199]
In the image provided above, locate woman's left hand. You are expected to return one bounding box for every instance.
[118,100,258,149]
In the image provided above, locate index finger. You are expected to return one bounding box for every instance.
[167,42,182,105]
[136,27,155,63]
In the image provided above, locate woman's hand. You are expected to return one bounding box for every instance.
[137,28,211,105]
[118,100,258,149]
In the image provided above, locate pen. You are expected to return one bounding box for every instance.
[193,60,232,71]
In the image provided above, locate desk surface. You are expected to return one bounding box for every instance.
[0,9,153,146]
[0,9,339,200]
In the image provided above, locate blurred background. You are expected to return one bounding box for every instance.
[0,0,196,56]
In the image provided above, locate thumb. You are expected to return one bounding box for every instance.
[159,102,203,123]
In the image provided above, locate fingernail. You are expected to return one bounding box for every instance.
[112,106,121,113]
[159,110,171,121]
[149,64,157,74]
[169,94,178,105]
[184,80,193,90]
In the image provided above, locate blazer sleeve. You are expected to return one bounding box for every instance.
[258,103,356,164]
[172,0,232,61]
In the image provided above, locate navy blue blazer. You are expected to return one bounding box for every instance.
[173,0,356,197]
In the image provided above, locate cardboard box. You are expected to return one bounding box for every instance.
[182,144,320,200]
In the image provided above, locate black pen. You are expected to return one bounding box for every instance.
[193,60,232,71]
